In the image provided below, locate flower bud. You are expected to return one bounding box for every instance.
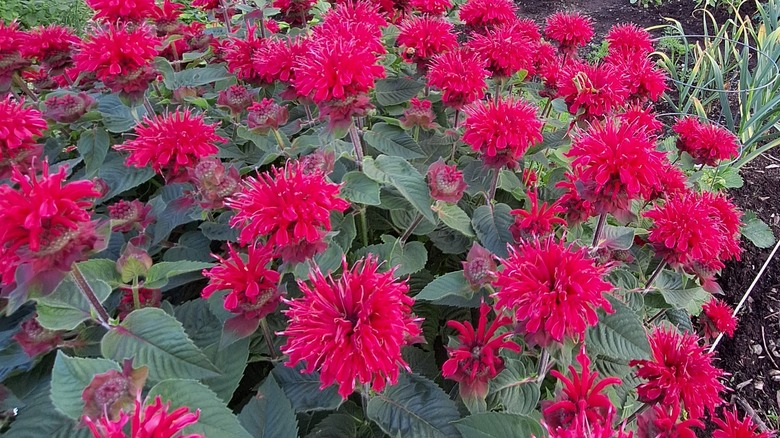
[190,157,241,209]
[108,200,153,232]
[82,360,148,421]
[116,243,153,283]
[427,159,467,203]
[400,97,437,130]
[11,314,62,358]
[247,98,289,134]
[44,92,96,123]
[462,243,496,289]
[216,84,253,115]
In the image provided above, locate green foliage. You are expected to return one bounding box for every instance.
[0,0,90,30]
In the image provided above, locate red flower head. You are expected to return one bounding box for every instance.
[0,97,46,174]
[510,190,566,242]
[151,0,184,34]
[557,61,629,120]
[247,98,289,134]
[672,116,741,166]
[108,200,153,232]
[493,237,614,347]
[0,161,101,290]
[202,243,282,320]
[555,172,595,226]
[442,302,521,400]
[545,12,594,54]
[610,56,667,103]
[466,22,537,79]
[566,118,666,219]
[701,190,743,264]
[115,109,226,178]
[44,92,96,124]
[226,161,350,264]
[253,36,308,88]
[462,242,497,289]
[224,25,268,84]
[522,168,538,188]
[713,407,776,438]
[427,159,467,203]
[315,8,386,56]
[462,97,543,168]
[22,25,80,72]
[12,314,62,358]
[189,157,242,209]
[192,0,219,10]
[542,348,621,435]
[701,298,738,341]
[397,15,458,72]
[274,0,317,26]
[85,395,203,438]
[322,1,387,34]
[411,0,451,14]
[216,84,254,115]
[637,402,704,438]
[318,94,373,132]
[85,0,157,23]
[400,97,437,130]
[74,23,160,96]
[630,327,726,420]
[617,104,664,136]
[605,23,655,62]
[0,21,29,82]
[280,256,422,399]
[428,48,489,110]
[458,0,517,32]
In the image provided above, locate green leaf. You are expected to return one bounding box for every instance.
[97,94,145,133]
[586,295,651,362]
[77,127,110,178]
[175,299,223,349]
[373,155,435,224]
[5,381,92,438]
[354,237,428,277]
[202,337,250,403]
[272,363,343,412]
[50,351,120,420]
[654,271,709,315]
[97,153,155,200]
[164,231,215,262]
[415,271,473,303]
[147,379,252,438]
[742,211,776,248]
[101,308,219,382]
[35,262,114,330]
[486,359,540,415]
[434,203,475,237]
[364,123,425,159]
[366,373,460,438]
[238,375,299,438]
[341,171,382,205]
[600,224,635,250]
[453,413,544,438]
[374,78,425,106]
[719,167,744,189]
[472,204,514,258]
[171,65,231,88]
[144,260,213,289]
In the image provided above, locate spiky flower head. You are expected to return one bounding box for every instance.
[545,12,594,54]
[458,0,517,32]
[428,48,489,110]
[672,116,741,166]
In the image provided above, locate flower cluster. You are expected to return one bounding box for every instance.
[84,395,203,438]
[0,97,47,176]
[673,116,741,166]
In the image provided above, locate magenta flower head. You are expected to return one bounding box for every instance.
[701,298,738,341]
[462,242,497,290]
[544,12,594,55]
[427,159,467,203]
[428,48,489,110]
[509,190,566,242]
[713,407,776,438]
[458,0,517,32]
[400,97,437,130]
[673,116,741,166]
[216,84,254,115]
[247,98,289,134]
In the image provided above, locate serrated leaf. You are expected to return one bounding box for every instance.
[601,224,635,250]
[654,271,709,314]
[354,238,428,277]
[742,211,776,248]
[375,78,424,106]
[341,171,382,205]
[164,231,215,262]
[77,127,110,178]
[304,413,362,438]
[272,363,343,412]
[434,203,475,237]
[486,359,540,415]
[199,221,240,243]
[97,94,146,133]
[175,299,223,349]
[172,65,231,88]
[147,379,252,438]
[202,337,250,403]
[144,260,213,289]
[50,351,120,420]
[35,263,114,330]
[238,375,299,438]
[366,373,460,438]
[5,381,92,438]
[416,271,473,303]
[472,204,514,258]
[364,123,425,159]
[373,155,435,224]
[453,413,544,438]
[97,153,155,201]
[586,295,651,362]
[101,308,219,382]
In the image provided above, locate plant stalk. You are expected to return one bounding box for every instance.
[260,318,278,360]
[359,209,369,247]
[486,169,499,206]
[641,261,667,294]
[536,349,551,384]
[349,121,364,170]
[591,213,607,248]
[72,264,111,327]
[399,214,424,245]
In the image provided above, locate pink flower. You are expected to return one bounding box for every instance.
[428,48,489,109]
[617,105,664,136]
[280,256,422,399]
[466,22,537,79]
[545,12,594,54]
[252,36,307,87]
[557,61,629,120]
[427,159,467,203]
[555,172,595,226]
[713,407,776,438]
[0,21,29,83]
[542,348,621,435]
[630,327,726,420]
[609,56,667,102]
[701,190,743,265]
[115,109,226,177]
[462,243,497,289]
[442,302,520,400]
[701,299,738,341]
[462,97,543,168]
[224,25,268,84]
[458,0,517,32]
[246,99,289,133]
[0,97,46,174]
[85,395,202,438]
[673,116,741,166]
[637,402,704,438]
[493,237,614,346]
[43,92,96,124]
[274,0,317,26]
[411,0,451,14]
[509,191,566,242]
[226,161,350,264]
[85,0,157,23]
[22,25,80,72]
[400,97,437,130]
[216,84,253,115]
[605,23,655,62]
[12,314,62,358]
[202,243,282,320]
[397,15,457,71]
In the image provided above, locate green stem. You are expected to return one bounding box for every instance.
[359,209,369,247]
[641,261,667,294]
[536,349,551,384]
[72,264,111,328]
[486,169,499,205]
[361,383,371,415]
[349,121,364,170]
[592,213,607,248]
[399,214,424,245]
[132,277,141,310]
[260,318,278,360]
[12,73,38,103]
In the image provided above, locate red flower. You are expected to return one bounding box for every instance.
[400,97,437,130]
[0,162,100,288]
[701,190,743,265]
[545,12,594,54]
[462,242,497,289]
[318,93,373,132]
[510,190,566,242]
[85,395,202,438]
[673,116,741,166]
[0,21,29,84]
[85,0,157,23]
[427,159,467,203]
[192,0,219,10]
[22,25,80,71]
[115,109,226,177]
[44,92,96,124]
[224,25,268,84]
[322,1,387,34]
[555,172,595,226]
[542,348,621,435]
[12,314,62,358]
[397,15,458,71]
[467,22,536,79]
[605,23,655,62]
[557,61,629,120]
[314,11,386,56]
[274,0,317,26]
[411,0,451,14]
[226,161,350,264]
[0,97,46,174]
[253,36,307,87]
[617,105,664,136]
[609,56,667,102]
[442,302,520,400]
[151,0,184,33]
[458,0,516,32]
[566,118,666,218]
[202,243,282,320]
[280,256,422,399]
[630,327,726,420]
[637,402,704,438]
[493,237,614,346]
[74,23,160,95]
[701,298,738,341]
[216,84,254,115]
[428,48,488,109]
[713,407,776,438]
[462,97,542,168]
[246,98,289,133]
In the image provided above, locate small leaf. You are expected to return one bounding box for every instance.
[434,203,475,237]
[585,295,651,362]
[97,153,155,201]
[97,94,145,133]
[453,413,544,438]
[742,211,776,248]
[486,359,540,415]
[600,224,635,250]
[172,65,231,88]
[35,261,114,330]
[271,363,343,412]
[364,123,425,159]
[374,78,425,106]
[415,271,473,303]
[373,155,435,224]
[202,337,250,403]
[144,260,213,289]
[238,375,299,438]
[472,204,514,258]
[76,127,110,178]
[341,171,382,205]
[51,351,120,420]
